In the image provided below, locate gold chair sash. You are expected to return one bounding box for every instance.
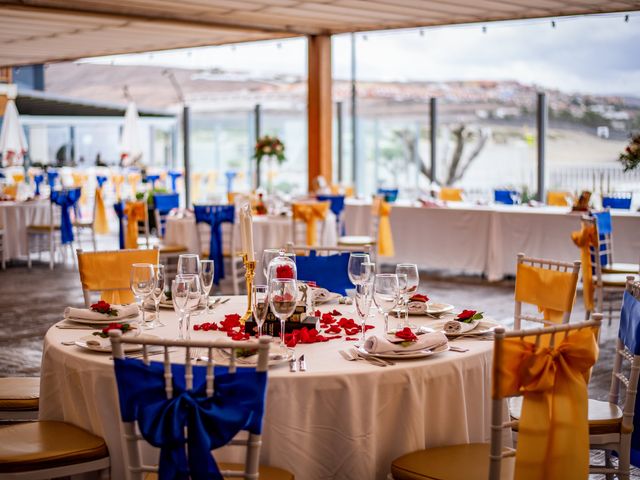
[495,327,599,480]
[127,173,141,197]
[374,198,394,257]
[292,202,330,246]
[123,201,146,249]
[3,184,17,199]
[515,263,578,323]
[191,172,203,203]
[72,173,89,205]
[571,224,597,312]
[11,173,25,183]
[94,186,109,234]
[78,249,158,304]
[439,187,463,202]
[547,191,572,207]
[112,174,124,200]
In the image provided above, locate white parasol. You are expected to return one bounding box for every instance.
[120,102,143,166]
[0,98,28,167]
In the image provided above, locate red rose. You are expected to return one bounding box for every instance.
[409,294,429,303]
[456,310,477,321]
[395,327,417,342]
[275,264,295,279]
[91,300,112,314]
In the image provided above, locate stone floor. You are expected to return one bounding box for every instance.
[0,246,633,477]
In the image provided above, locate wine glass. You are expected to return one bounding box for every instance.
[396,263,419,327]
[252,284,269,338]
[130,263,156,327]
[149,264,166,328]
[172,277,189,340]
[200,260,215,315]
[348,253,371,286]
[373,274,400,334]
[269,278,297,349]
[177,254,200,276]
[262,249,280,278]
[355,262,375,344]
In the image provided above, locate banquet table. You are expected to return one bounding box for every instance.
[40,297,495,480]
[0,199,50,261]
[345,200,640,281]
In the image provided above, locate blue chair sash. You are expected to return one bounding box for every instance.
[194,205,235,284]
[225,171,237,193]
[50,188,82,244]
[168,171,182,192]
[146,174,160,188]
[494,189,517,205]
[317,194,346,235]
[113,201,125,249]
[47,170,59,189]
[114,358,267,480]
[296,251,356,296]
[33,174,44,196]
[96,175,108,188]
[377,188,398,203]
[603,195,632,210]
[154,193,180,214]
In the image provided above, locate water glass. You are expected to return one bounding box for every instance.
[347,253,371,286]
[149,264,166,328]
[251,284,269,338]
[130,263,156,326]
[373,273,400,334]
[174,274,201,339]
[172,277,189,339]
[200,260,215,314]
[396,263,419,328]
[354,282,373,344]
[269,278,297,348]
[177,254,200,276]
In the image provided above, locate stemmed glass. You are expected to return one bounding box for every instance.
[177,254,200,276]
[172,274,201,339]
[396,263,419,328]
[251,285,269,338]
[200,260,215,315]
[269,278,297,349]
[130,263,156,327]
[355,262,376,344]
[172,277,189,340]
[148,264,166,328]
[347,253,371,286]
[373,273,400,334]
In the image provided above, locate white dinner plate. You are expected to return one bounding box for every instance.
[74,333,158,353]
[64,313,140,325]
[357,342,449,360]
[430,318,502,337]
[426,303,455,315]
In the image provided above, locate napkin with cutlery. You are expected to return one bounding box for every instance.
[64,304,139,321]
[364,331,448,354]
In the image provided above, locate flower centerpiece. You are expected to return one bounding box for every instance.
[253,135,285,192]
[620,134,640,172]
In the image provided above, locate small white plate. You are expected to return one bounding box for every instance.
[358,342,449,360]
[426,303,455,315]
[64,313,140,325]
[74,333,158,353]
[432,318,502,337]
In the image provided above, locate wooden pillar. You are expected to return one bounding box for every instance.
[307,34,332,192]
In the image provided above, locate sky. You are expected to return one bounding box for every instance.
[85,12,640,97]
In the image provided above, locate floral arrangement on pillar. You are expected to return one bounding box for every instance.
[620,134,640,171]
[253,135,286,192]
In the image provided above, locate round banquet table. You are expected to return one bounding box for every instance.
[40,297,495,480]
[0,199,50,261]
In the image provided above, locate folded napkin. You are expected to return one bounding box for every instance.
[444,319,480,335]
[364,331,448,354]
[311,287,340,304]
[64,304,139,321]
[407,301,428,314]
[84,336,112,349]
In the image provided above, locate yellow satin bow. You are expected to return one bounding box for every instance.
[3,184,17,199]
[571,224,597,312]
[496,327,599,480]
[93,186,109,234]
[292,202,330,246]
[127,173,141,197]
[547,191,573,207]
[112,174,124,200]
[72,173,89,205]
[374,198,394,257]
[123,201,146,249]
[439,187,463,202]
[515,263,578,323]
[11,173,25,184]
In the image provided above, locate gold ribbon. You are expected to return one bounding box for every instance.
[571,224,597,312]
[191,172,203,203]
[439,187,463,202]
[547,191,572,207]
[112,174,124,200]
[72,173,88,205]
[78,248,158,304]
[127,173,141,197]
[94,186,109,234]
[515,263,578,323]
[495,327,599,480]
[123,201,146,249]
[292,202,330,246]
[374,197,394,257]
[11,173,25,183]
[2,184,17,199]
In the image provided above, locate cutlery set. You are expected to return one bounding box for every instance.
[289,353,307,372]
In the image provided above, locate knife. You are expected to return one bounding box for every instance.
[298,354,307,372]
[289,353,298,372]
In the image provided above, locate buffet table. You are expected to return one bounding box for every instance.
[0,199,50,261]
[345,201,640,281]
[40,297,495,480]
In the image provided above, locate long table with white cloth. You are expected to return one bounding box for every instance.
[40,296,494,480]
[344,201,640,281]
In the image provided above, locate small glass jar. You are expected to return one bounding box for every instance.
[266,250,297,282]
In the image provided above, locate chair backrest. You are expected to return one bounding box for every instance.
[514,253,580,328]
[489,315,602,480]
[581,216,607,285]
[547,190,573,206]
[291,201,330,246]
[494,189,517,205]
[109,332,271,480]
[153,193,180,237]
[602,192,632,210]
[76,247,159,306]
[591,209,615,268]
[439,187,463,202]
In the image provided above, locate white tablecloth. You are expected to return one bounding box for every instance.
[40,297,494,480]
[0,199,50,260]
[345,201,640,281]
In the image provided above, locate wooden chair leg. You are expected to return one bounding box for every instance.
[49,232,54,270]
[27,233,32,269]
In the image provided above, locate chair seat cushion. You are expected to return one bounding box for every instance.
[602,263,639,274]
[600,273,639,287]
[143,463,294,480]
[159,244,188,254]
[391,443,514,480]
[509,397,622,435]
[0,421,108,473]
[0,377,40,411]
[338,235,375,246]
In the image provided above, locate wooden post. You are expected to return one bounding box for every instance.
[307,34,332,192]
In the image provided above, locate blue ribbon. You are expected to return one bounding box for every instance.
[154,193,180,237]
[168,171,182,192]
[377,188,398,203]
[494,189,517,205]
[33,174,44,196]
[114,358,267,480]
[225,171,237,193]
[47,170,59,189]
[96,175,108,188]
[113,201,125,249]
[317,194,346,235]
[603,195,632,210]
[147,174,160,188]
[194,205,235,284]
[50,188,82,244]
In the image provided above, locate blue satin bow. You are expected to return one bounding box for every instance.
[114,358,267,480]
[33,174,44,196]
[147,174,160,188]
[96,175,108,188]
[225,171,237,193]
[168,171,182,192]
[113,201,125,249]
[194,205,235,284]
[50,188,82,244]
[47,170,59,189]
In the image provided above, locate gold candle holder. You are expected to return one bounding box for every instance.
[240,253,256,324]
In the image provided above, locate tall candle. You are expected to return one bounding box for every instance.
[245,205,255,261]
[238,207,247,255]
